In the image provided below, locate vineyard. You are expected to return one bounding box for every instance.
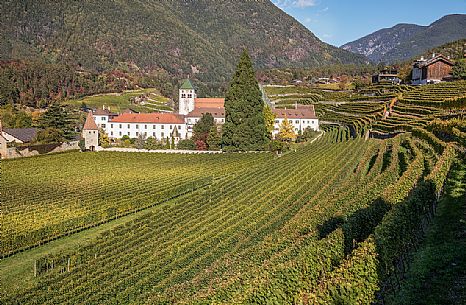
[1,81,465,304]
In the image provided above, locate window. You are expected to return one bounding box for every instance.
[111,131,113,136]
[127,124,130,128]
[136,124,139,129]
[119,132,122,136]
[181,94,186,98]
[161,125,164,129]
[170,125,172,129]
[144,132,147,136]
[111,124,113,128]
[153,125,156,129]
[101,124,106,128]
[295,120,299,124]
[119,124,122,128]
[127,132,130,136]
[178,125,182,130]
[145,125,147,129]
[275,120,279,124]
[153,132,156,137]
[136,132,139,136]
[102,117,106,121]
[188,94,192,98]
[161,132,164,138]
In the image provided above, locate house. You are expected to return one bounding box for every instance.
[93,108,118,130]
[82,111,99,151]
[1,128,38,144]
[272,105,319,137]
[411,54,454,85]
[92,79,319,143]
[372,69,400,84]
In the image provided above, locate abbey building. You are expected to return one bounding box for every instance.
[88,79,319,143]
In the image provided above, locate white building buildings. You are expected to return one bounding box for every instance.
[92,79,319,143]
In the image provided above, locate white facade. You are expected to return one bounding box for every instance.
[94,115,109,130]
[179,89,196,115]
[106,122,187,140]
[272,118,319,137]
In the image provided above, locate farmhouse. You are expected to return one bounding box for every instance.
[92,79,319,143]
[372,69,400,84]
[411,54,454,85]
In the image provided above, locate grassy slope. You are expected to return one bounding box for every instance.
[392,158,466,305]
[64,88,173,113]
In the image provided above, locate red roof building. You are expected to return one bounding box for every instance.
[110,113,185,124]
[194,98,225,109]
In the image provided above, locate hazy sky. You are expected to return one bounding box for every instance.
[272,0,466,47]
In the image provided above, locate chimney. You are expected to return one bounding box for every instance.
[432,53,435,58]
[420,56,424,61]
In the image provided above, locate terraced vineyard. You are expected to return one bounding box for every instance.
[1,81,465,304]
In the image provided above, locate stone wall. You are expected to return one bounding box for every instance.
[1,141,80,159]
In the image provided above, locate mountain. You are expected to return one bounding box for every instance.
[342,14,466,63]
[0,0,365,89]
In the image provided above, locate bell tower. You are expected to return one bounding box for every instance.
[179,79,196,115]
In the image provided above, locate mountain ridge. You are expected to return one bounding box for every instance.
[342,14,466,63]
[0,0,366,89]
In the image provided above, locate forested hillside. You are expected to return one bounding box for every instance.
[0,0,366,106]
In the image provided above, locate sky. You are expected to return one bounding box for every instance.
[272,0,466,47]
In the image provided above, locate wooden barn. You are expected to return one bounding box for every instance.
[411,54,454,85]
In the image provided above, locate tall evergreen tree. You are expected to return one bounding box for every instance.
[39,103,76,140]
[222,50,268,151]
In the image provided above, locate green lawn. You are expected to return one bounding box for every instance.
[64,88,173,113]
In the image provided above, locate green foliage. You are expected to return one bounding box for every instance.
[452,59,466,80]
[98,129,110,148]
[309,237,379,304]
[222,50,268,151]
[263,104,276,138]
[39,104,76,141]
[143,137,162,150]
[207,125,221,151]
[193,113,215,150]
[0,105,32,128]
[35,128,64,144]
[177,139,196,150]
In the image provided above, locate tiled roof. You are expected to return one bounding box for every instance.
[83,111,99,130]
[3,128,37,143]
[186,107,225,118]
[180,79,194,90]
[272,105,317,119]
[110,113,185,124]
[195,98,225,108]
[417,54,454,68]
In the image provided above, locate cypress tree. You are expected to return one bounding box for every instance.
[222,50,268,152]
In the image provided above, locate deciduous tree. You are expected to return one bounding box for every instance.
[277,116,296,142]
